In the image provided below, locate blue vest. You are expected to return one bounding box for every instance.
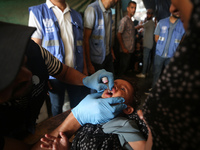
[29,4,84,75]
[87,1,112,64]
[156,17,185,58]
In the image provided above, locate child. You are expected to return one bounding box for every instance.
[40,79,152,150]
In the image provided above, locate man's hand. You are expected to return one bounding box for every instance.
[123,48,129,54]
[71,92,127,126]
[83,69,114,91]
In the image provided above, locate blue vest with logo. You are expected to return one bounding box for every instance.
[156,17,185,58]
[29,4,84,78]
[87,1,112,64]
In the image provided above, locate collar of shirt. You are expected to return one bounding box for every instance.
[125,15,132,20]
[46,0,71,13]
[98,0,111,13]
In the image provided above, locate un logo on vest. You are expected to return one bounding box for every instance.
[43,19,54,33]
[43,19,53,27]
[161,26,167,33]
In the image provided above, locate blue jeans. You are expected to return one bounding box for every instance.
[142,47,151,74]
[48,79,90,116]
[152,55,170,87]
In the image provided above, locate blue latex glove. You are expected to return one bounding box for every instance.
[83,69,114,92]
[71,92,127,126]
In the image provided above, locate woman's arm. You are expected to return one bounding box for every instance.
[31,112,81,150]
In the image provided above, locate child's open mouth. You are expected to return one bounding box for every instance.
[104,86,116,98]
[105,89,113,97]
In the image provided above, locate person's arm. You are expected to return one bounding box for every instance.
[38,43,114,91]
[54,63,86,86]
[31,38,42,45]
[117,18,129,54]
[84,28,95,74]
[154,22,160,43]
[135,24,143,30]
[111,47,116,61]
[82,43,88,75]
[136,110,153,150]
[83,7,96,75]
[33,93,127,150]
[155,35,159,43]
[128,140,146,150]
[128,130,152,150]
[117,32,129,54]
[31,112,80,150]
[50,113,81,138]
[28,10,43,46]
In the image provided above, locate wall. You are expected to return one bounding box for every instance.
[0,0,94,25]
[0,0,45,25]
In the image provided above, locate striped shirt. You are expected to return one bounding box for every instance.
[39,45,62,76]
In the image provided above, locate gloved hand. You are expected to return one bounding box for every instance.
[71,92,127,126]
[83,69,114,91]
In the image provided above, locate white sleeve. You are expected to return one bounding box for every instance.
[28,10,43,39]
[84,7,95,29]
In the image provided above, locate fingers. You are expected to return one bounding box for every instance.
[59,132,68,141]
[101,97,126,114]
[98,69,114,90]
[105,97,125,105]
[45,134,57,140]
[90,92,103,98]
[43,139,59,150]
[112,103,127,115]
[108,81,114,91]
[40,134,56,149]
[41,134,54,144]
[97,83,108,92]
[40,144,52,149]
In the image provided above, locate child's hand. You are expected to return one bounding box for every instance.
[40,132,69,150]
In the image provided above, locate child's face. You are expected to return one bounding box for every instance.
[101,79,134,105]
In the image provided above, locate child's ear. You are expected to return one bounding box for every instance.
[123,105,134,115]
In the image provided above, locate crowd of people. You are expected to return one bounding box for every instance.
[0,0,199,149]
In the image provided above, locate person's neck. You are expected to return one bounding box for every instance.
[147,17,152,21]
[127,14,133,18]
[101,0,110,10]
[50,0,66,12]
[170,15,178,24]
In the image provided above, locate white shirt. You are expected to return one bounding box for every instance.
[28,0,74,67]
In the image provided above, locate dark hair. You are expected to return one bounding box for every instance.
[147,9,154,15]
[128,1,137,7]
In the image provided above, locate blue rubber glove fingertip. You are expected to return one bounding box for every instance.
[120,97,125,103]
[122,104,127,109]
[99,84,107,92]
